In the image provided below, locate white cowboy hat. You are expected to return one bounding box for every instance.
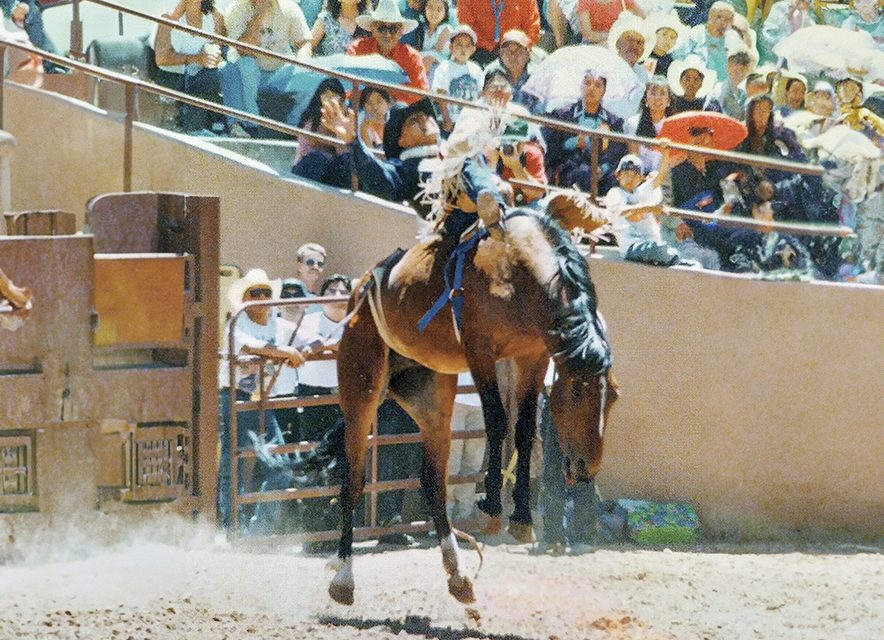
[646,11,689,53]
[667,55,717,98]
[608,13,654,63]
[227,268,280,310]
[355,0,419,35]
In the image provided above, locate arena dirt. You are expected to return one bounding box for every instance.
[0,515,881,640]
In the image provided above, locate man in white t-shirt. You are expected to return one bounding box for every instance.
[431,24,484,134]
[221,0,311,136]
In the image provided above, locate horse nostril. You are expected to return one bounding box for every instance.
[576,459,588,476]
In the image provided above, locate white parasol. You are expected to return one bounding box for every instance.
[520,45,644,119]
[773,25,884,82]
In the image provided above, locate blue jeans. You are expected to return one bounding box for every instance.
[538,392,597,544]
[220,56,296,129]
[217,388,284,529]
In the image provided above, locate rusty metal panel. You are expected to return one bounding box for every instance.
[0,431,38,511]
[87,192,160,253]
[124,422,191,503]
[93,255,186,347]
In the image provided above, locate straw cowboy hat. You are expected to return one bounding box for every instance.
[356,0,418,35]
[667,55,717,98]
[227,268,280,310]
[646,11,689,52]
[608,13,654,63]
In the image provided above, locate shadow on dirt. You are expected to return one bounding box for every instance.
[318,614,535,640]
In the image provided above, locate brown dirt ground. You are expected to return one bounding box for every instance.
[0,516,881,640]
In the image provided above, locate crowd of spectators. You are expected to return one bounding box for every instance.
[133,0,883,282]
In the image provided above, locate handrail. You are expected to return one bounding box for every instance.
[509,178,854,238]
[75,0,824,176]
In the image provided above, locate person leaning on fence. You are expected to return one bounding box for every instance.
[542,69,627,197]
[217,268,306,530]
[220,0,311,138]
[291,77,354,188]
[605,150,683,267]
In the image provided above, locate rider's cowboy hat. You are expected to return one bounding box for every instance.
[667,55,717,98]
[356,0,418,35]
[383,98,438,160]
[227,268,280,310]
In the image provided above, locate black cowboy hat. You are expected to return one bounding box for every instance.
[382,98,437,160]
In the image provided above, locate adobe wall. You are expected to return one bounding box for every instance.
[591,259,884,538]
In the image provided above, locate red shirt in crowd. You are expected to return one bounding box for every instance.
[457,0,541,54]
[347,38,429,105]
[575,0,637,33]
[499,142,547,205]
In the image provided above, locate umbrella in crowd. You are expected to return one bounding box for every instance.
[659,111,748,151]
[773,25,884,82]
[520,45,644,119]
[283,54,409,126]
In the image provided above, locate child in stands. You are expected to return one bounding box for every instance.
[605,147,681,266]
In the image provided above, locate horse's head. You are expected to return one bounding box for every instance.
[549,366,618,484]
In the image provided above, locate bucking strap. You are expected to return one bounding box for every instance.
[417,228,488,337]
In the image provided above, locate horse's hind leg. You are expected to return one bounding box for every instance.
[329,312,389,606]
[389,367,474,603]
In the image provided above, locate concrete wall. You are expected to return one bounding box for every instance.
[4,84,883,538]
[591,259,884,538]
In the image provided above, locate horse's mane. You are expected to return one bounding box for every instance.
[509,209,612,375]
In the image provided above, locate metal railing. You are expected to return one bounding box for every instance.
[1,0,827,198]
[225,296,486,542]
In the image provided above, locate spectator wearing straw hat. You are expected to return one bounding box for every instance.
[218,268,306,529]
[666,55,721,114]
[457,0,540,66]
[220,0,311,137]
[348,0,429,104]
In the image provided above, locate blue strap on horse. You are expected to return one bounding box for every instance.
[418,226,488,335]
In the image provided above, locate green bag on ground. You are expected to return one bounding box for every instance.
[617,499,700,545]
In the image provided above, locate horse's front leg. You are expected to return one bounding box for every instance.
[329,313,389,605]
[466,355,508,531]
[506,357,547,543]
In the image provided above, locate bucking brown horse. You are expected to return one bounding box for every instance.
[329,208,618,605]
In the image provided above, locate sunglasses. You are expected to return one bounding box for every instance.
[301,257,325,268]
[246,287,272,299]
[375,23,401,35]
[326,287,350,295]
[281,287,305,299]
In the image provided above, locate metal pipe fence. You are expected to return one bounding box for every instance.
[225,296,486,542]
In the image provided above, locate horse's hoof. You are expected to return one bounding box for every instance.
[448,574,475,604]
[481,515,502,536]
[328,581,354,606]
[507,521,535,544]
